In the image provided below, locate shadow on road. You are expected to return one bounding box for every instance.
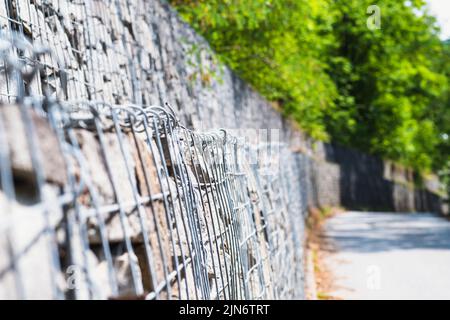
[324,212,450,253]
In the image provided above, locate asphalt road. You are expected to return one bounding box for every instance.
[322,211,450,300]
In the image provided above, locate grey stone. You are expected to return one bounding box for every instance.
[75,129,135,205]
[0,104,67,187]
[0,185,65,300]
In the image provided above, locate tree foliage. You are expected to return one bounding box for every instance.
[170,0,449,173]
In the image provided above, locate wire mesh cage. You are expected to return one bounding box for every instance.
[0,0,308,300]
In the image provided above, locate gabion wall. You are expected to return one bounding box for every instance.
[0,0,310,299]
[0,96,307,300]
[0,0,295,131]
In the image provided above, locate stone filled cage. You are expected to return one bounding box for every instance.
[0,0,309,300]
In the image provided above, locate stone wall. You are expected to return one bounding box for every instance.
[0,0,292,134]
[0,0,310,300]
[0,100,311,299]
[324,143,447,214]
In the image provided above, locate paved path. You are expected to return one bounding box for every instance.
[322,211,450,300]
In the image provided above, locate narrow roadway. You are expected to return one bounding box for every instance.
[322,211,450,299]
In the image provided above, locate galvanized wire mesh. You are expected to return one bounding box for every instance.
[0,0,195,110]
[0,2,307,300]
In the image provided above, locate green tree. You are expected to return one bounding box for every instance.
[170,0,449,174]
[326,0,448,171]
